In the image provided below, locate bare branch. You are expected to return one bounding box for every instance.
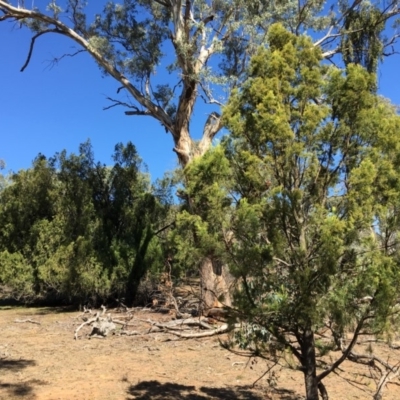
[317,313,369,381]
[20,29,60,72]
[165,322,240,338]
[199,81,223,106]
[103,97,151,116]
[45,49,86,70]
[125,110,152,116]
[74,312,99,340]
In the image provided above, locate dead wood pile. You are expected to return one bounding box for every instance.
[74,279,235,340]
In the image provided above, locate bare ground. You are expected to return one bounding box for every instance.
[1,306,400,400]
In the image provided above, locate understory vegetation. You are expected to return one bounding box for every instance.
[0,141,173,304]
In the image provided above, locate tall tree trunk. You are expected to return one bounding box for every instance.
[175,123,231,312]
[301,329,320,400]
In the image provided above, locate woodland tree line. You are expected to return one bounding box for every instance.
[2,1,400,399]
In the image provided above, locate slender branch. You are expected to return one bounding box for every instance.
[317,313,369,381]
[21,29,61,72]
[154,221,175,236]
[45,49,86,70]
[103,97,151,116]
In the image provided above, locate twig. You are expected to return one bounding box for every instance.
[374,362,400,400]
[252,360,279,387]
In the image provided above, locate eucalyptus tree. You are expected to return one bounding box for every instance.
[177,24,400,399]
[1,1,399,162]
[1,0,400,307]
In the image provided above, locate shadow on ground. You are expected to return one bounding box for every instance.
[0,359,36,372]
[126,380,300,399]
[27,306,78,315]
[0,358,47,398]
[0,304,77,315]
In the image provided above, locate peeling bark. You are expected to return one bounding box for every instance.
[200,257,232,312]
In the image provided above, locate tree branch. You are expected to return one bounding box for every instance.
[103,97,151,117]
[317,313,369,381]
[197,111,223,156]
[20,29,61,72]
[0,1,175,134]
[45,49,86,70]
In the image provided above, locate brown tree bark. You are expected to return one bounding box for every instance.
[300,329,320,400]
[199,257,232,313]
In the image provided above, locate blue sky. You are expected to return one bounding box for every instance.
[1,1,181,180]
[1,1,400,181]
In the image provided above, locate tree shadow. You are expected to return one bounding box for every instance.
[29,306,77,315]
[0,382,35,397]
[0,359,46,398]
[0,359,36,372]
[126,380,287,399]
[0,304,77,315]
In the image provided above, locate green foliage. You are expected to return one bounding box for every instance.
[177,23,400,395]
[0,141,171,304]
[169,146,232,272]
[0,250,35,300]
[341,4,385,73]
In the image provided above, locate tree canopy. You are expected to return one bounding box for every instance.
[172,24,400,399]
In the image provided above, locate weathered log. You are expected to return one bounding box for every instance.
[89,317,116,338]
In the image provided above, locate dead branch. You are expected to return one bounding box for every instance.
[74,313,98,340]
[348,351,396,371]
[14,318,40,325]
[165,323,240,338]
[119,330,139,336]
[45,49,86,70]
[112,319,138,328]
[374,362,400,400]
[103,97,151,115]
[89,315,116,338]
[150,316,209,328]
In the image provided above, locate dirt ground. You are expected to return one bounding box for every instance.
[1,306,400,400]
